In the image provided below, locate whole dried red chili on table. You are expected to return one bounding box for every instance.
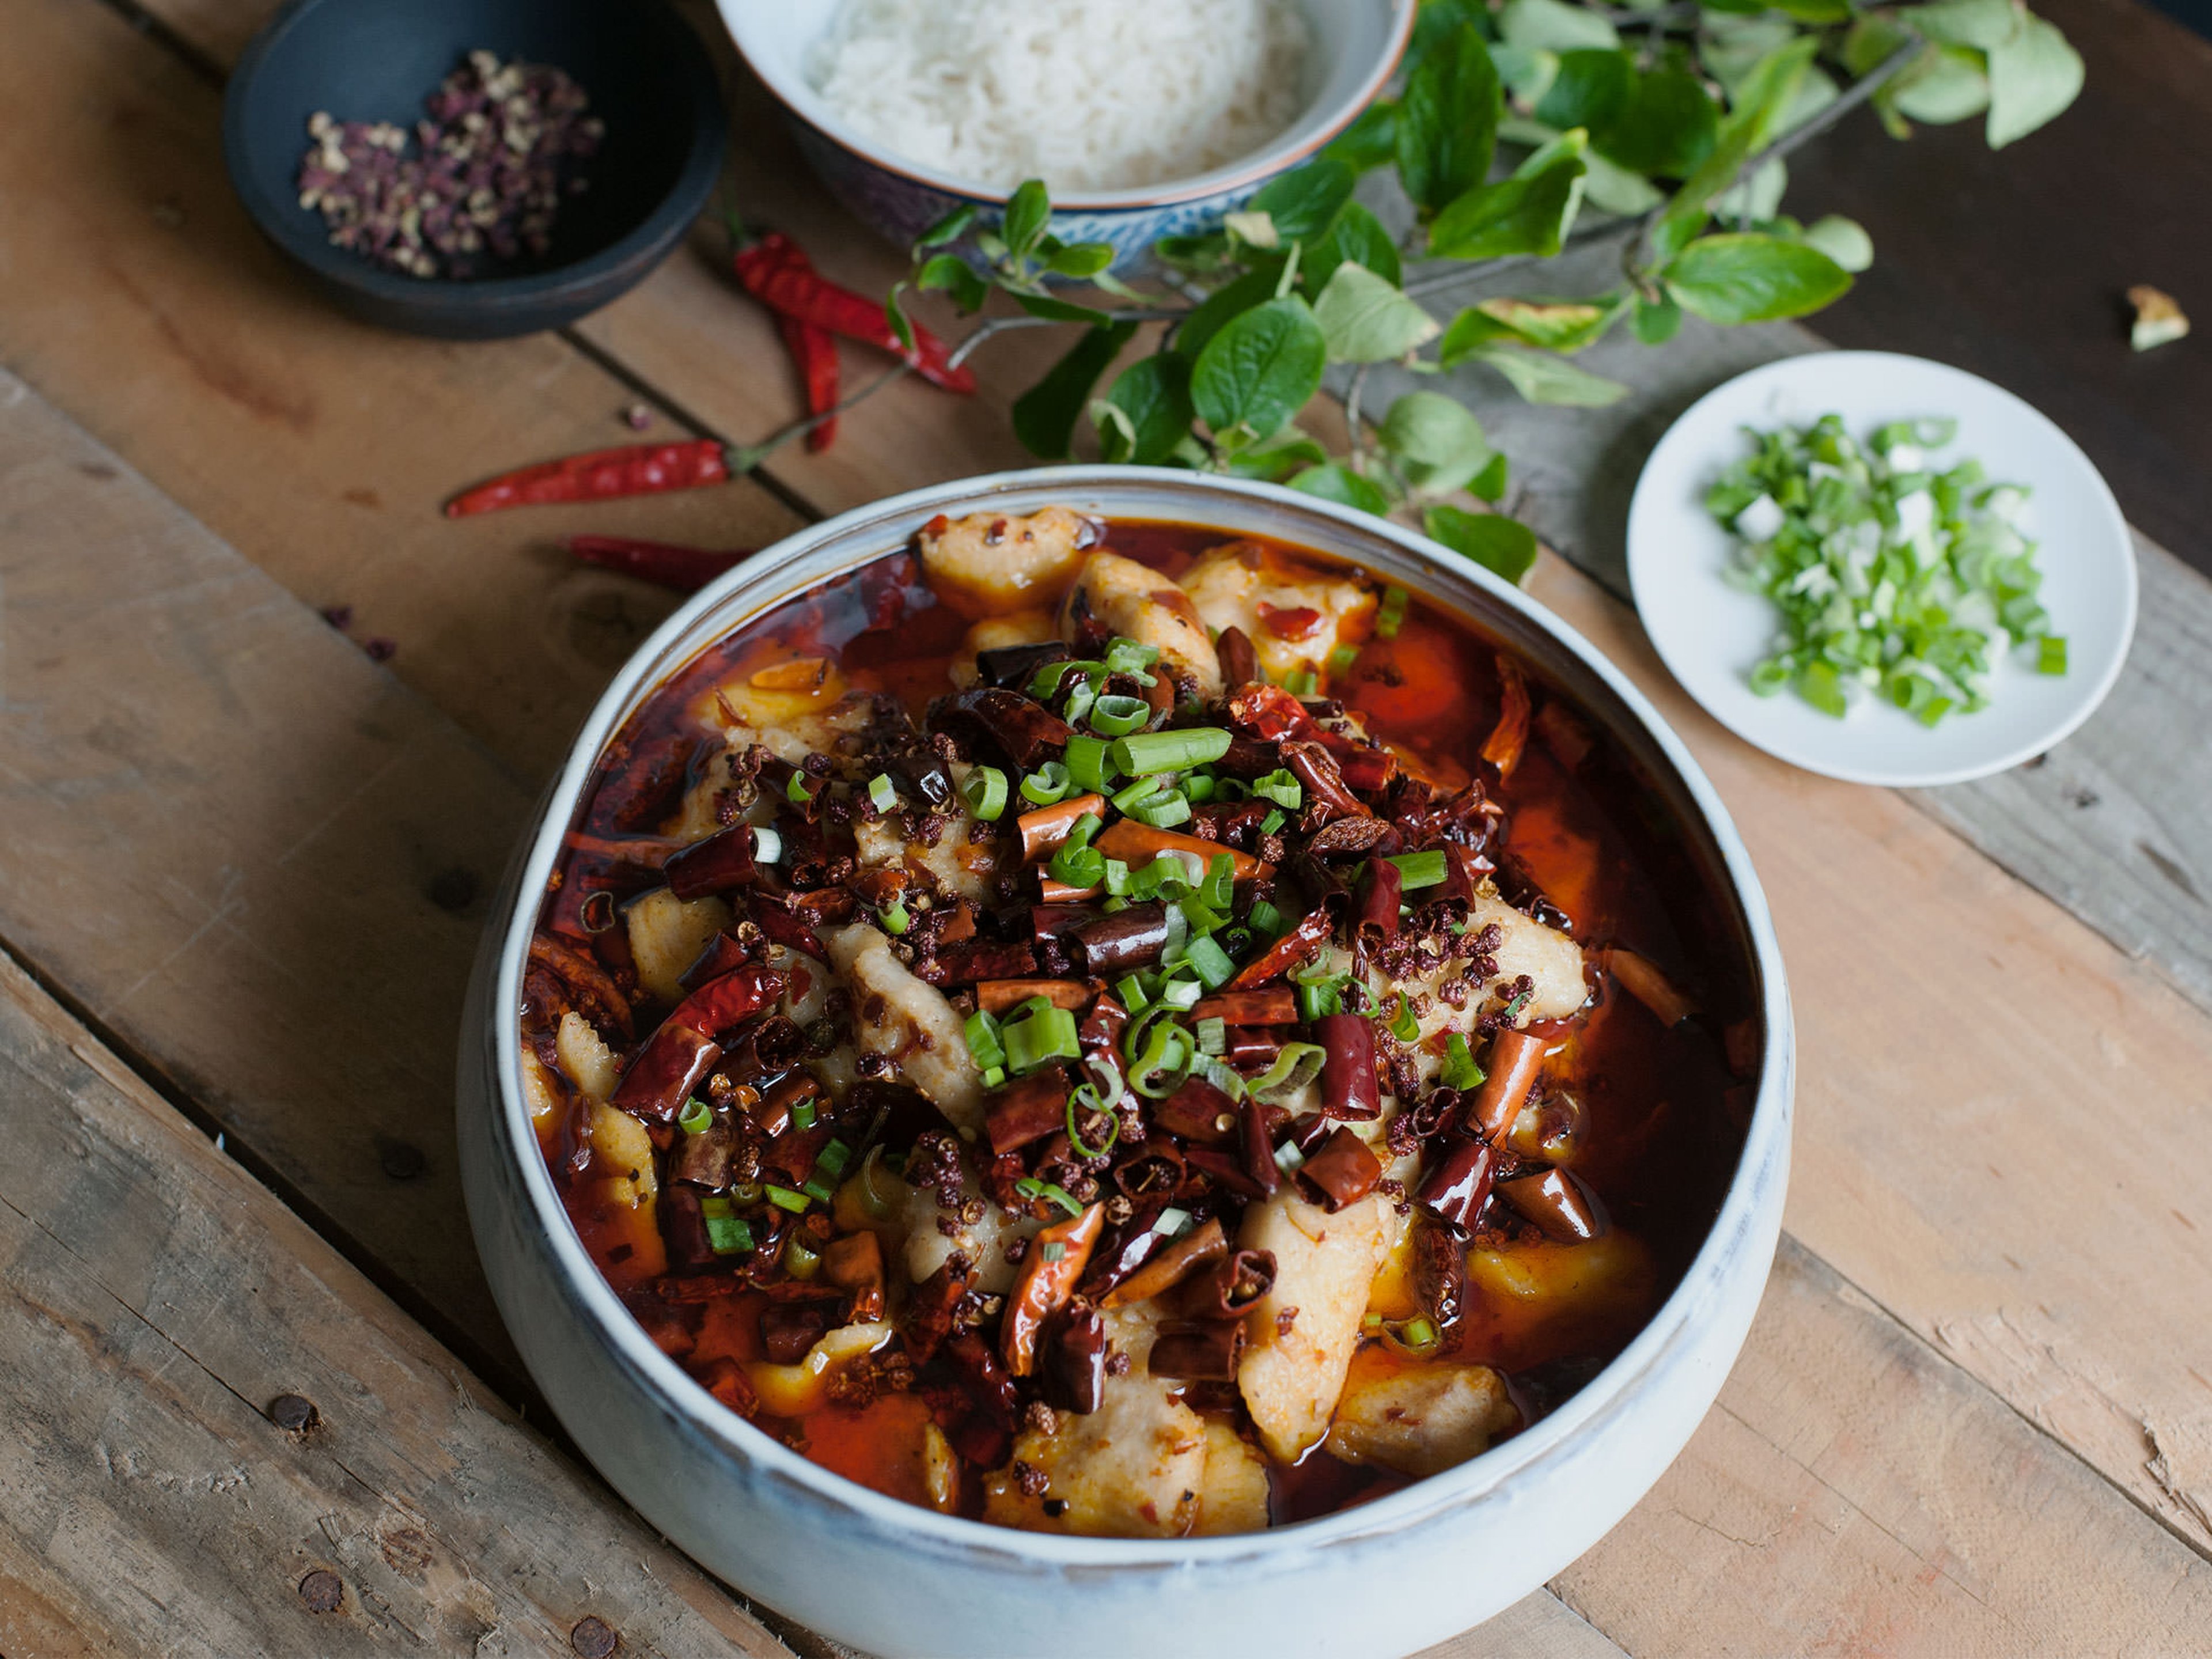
[444,438,732,517]
[735,230,976,395]
[565,535,751,592]
[732,234,842,451]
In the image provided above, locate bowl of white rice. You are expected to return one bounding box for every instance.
[717,0,1414,263]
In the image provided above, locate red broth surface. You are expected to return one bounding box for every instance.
[520,518,1756,1532]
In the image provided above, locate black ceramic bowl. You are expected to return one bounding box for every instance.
[224,0,725,339]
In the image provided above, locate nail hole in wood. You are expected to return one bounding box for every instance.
[299,1569,343,1613]
[571,1615,618,1657]
[268,1393,320,1433]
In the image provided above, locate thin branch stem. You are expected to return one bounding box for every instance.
[1345,365,1373,471]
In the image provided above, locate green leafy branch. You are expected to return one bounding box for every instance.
[878,0,2082,588]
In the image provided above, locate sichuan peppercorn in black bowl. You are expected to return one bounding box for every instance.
[457,468,1794,1658]
[224,0,724,338]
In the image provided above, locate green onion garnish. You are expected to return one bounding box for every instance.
[1251,770,1304,809]
[1249,899,1285,936]
[802,1175,836,1204]
[1020,762,1073,805]
[765,1183,810,1213]
[2038,635,2068,675]
[677,1097,712,1135]
[1388,850,1450,890]
[1184,774,1217,804]
[1376,586,1409,639]
[1050,843,1107,889]
[1089,694,1152,737]
[1110,727,1232,775]
[1260,808,1287,835]
[784,1233,821,1279]
[1297,979,1342,1020]
[880,900,911,935]
[1251,1041,1327,1100]
[1327,643,1359,677]
[1183,935,1236,990]
[965,1008,1006,1070]
[1130,793,1193,830]
[1103,636,1161,676]
[1125,1016,1196,1097]
[1065,734,1116,794]
[1202,853,1236,911]
[1014,1175,1084,1217]
[1065,1090,1119,1160]
[1177,895,1225,938]
[1382,992,1420,1041]
[961,764,1009,821]
[816,1138,853,1179]
[785,771,813,806]
[703,1211,754,1255]
[1115,973,1149,1012]
[791,1093,818,1131]
[1441,1032,1486,1091]
[1111,774,1165,815]
[1158,976,1203,1011]
[1002,1003,1081,1074]
[867,773,897,813]
[1284,670,1318,697]
[1041,1240,1068,1261]
[1195,1016,1227,1055]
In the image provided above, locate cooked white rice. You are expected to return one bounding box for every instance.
[807,0,1313,195]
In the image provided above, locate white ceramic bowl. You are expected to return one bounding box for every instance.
[459,468,1794,1659]
[714,0,1415,261]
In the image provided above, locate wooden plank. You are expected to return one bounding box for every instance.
[0,362,529,1374]
[1559,1238,2212,1655]
[0,0,805,780]
[0,946,796,1658]
[1419,1594,1629,1659]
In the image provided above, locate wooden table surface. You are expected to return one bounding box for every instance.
[3,0,2208,1654]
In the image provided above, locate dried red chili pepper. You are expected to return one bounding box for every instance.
[733,228,844,449]
[1000,1202,1103,1377]
[734,230,976,395]
[567,535,751,592]
[443,438,733,517]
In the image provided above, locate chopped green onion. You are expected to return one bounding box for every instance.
[1002,1003,1081,1074]
[1153,1206,1192,1237]
[783,1233,821,1279]
[1201,854,1235,910]
[2038,635,2068,675]
[961,765,1009,821]
[785,771,813,806]
[816,1138,854,1179]
[867,773,897,813]
[1050,843,1107,889]
[1195,1016,1228,1055]
[1110,727,1232,775]
[677,1097,712,1135]
[1260,808,1287,835]
[1028,659,1096,699]
[1184,935,1236,990]
[1273,1140,1307,1174]
[1065,734,1116,794]
[1177,895,1226,938]
[1283,669,1318,696]
[1104,637,1161,676]
[1130,793,1193,830]
[790,1093,818,1131]
[1387,1315,1441,1355]
[1063,811,1103,851]
[1251,770,1303,809]
[1251,1041,1327,1101]
[1089,694,1152,737]
[1183,774,1217,804]
[752,826,783,865]
[703,1211,755,1255]
[765,1183,810,1213]
[1065,1089,1119,1159]
[1327,643,1360,677]
[1112,973,1148,1012]
[964,1008,1006,1071]
[1198,1055,1247,1099]
[1041,1240,1067,1262]
[1382,993,1419,1042]
[1020,762,1073,805]
[1158,976,1203,1011]
[1014,1175,1084,1217]
[1249,899,1286,937]
[1388,850,1450,890]
[982,1064,1007,1089]
[1126,1016,1196,1097]
[1297,979,1342,1020]
[1442,1032,1484,1090]
[1060,676,1097,728]
[1111,774,1165,814]
[802,1175,836,1204]
[1375,586,1409,639]
[879,900,911,935]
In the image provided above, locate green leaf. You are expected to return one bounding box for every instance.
[1175,266,1286,360]
[1465,344,1628,406]
[1225,211,1280,251]
[1012,289,1115,325]
[1299,202,1403,292]
[1498,0,1620,52]
[1841,13,1915,77]
[1312,263,1442,364]
[1424,505,1540,584]
[1767,0,1854,20]
[1094,354,1195,466]
[1902,0,2021,51]
[1221,426,1330,482]
[1633,294,1683,344]
[1652,37,1816,259]
[1661,233,1851,324]
[1002,180,1051,260]
[1800,214,1874,272]
[1438,306,1517,363]
[1013,321,1138,459]
[1986,16,2084,147]
[1289,463,1395,517]
[1428,131,1588,260]
[1490,43,1560,108]
[1713,157,1788,224]
[1472,294,1618,352]
[1408,0,1492,66]
[1580,149,1666,214]
[1044,240,1116,279]
[1889,46,1993,123]
[916,252,990,312]
[1470,451,1510,502]
[1378,391,1494,497]
[1324,101,1399,172]
[1190,298,1328,442]
[1154,232,1237,274]
[916,203,978,249]
[1396,24,1502,215]
[1594,66,1718,178]
[1249,160,1357,243]
[884,284,915,353]
[1535,48,1632,131]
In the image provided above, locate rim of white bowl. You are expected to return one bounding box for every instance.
[490,465,1794,1566]
[716,1,1418,211]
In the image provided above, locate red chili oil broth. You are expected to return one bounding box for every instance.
[533,517,1758,1525]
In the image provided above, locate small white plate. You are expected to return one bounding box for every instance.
[1626,350,2137,787]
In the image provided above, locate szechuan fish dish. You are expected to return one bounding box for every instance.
[518,509,1758,1536]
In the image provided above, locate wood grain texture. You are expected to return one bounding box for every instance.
[1560,1239,2212,1657]
[0,363,528,1377]
[0,946,795,1658]
[0,0,804,779]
